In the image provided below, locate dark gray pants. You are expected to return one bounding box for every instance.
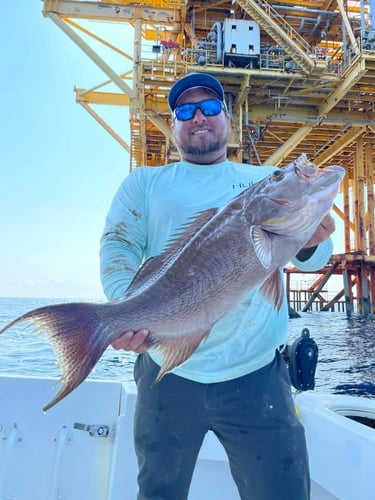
[133,351,310,500]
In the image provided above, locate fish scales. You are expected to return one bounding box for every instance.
[0,154,345,410]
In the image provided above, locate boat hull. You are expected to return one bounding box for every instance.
[0,376,374,499]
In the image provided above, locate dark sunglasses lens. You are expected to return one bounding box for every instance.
[174,100,223,121]
[175,103,196,121]
[200,100,222,116]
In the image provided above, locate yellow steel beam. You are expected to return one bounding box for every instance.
[75,89,130,105]
[43,0,181,23]
[336,0,360,56]
[367,143,375,255]
[78,101,131,153]
[265,124,312,166]
[132,18,148,166]
[48,12,134,97]
[355,136,367,251]
[73,67,133,101]
[318,57,367,117]
[249,105,373,126]
[64,18,133,62]
[145,113,172,140]
[333,205,356,232]
[234,75,250,110]
[314,126,366,166]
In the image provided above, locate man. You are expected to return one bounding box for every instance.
[100,73,335,499]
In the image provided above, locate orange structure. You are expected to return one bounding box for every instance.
[41,0,375,315]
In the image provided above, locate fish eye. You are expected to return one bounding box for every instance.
[271,170,284,181]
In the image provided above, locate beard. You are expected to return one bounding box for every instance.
[177,136,222,157]
[185,140,220,156]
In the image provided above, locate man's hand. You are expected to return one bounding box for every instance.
[111,329,150,353]
[296,213,336,261]
[304,213,336,248]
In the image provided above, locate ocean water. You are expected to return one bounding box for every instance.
[0,297,374,398]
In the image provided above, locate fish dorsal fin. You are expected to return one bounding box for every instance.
[162,207,219,253]
[124,256,160,297]
[259,270,284,311]
[250,226,273,269]
[125,208,218,297]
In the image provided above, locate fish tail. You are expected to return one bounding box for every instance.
[0,302,111,411]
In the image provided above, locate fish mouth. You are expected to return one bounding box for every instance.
[271,164,345,206]
[292,153,319,180]
[322,164,346,179]
[295,165,317,181]
[307,165,346,197]
[293,154,346,184]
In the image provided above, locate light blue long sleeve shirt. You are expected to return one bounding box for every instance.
[100,160,332,382]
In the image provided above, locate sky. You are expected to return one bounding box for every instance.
[0,3,346,300]
[1,2,133,299]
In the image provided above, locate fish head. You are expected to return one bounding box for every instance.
[248,154,345,236]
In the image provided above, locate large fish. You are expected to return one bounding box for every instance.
[0,154,345,410]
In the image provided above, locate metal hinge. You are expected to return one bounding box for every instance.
[73,422,110,438]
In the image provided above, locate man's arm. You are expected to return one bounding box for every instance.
[100,170,147,300]
[100,169,151,352]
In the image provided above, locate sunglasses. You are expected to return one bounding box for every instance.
[173,99,225,121]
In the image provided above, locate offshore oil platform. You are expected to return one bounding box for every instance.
[41,0,375,315]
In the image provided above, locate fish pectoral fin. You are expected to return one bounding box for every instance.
[259,270,284,311]
[250,226,272,269]
[153,330,210,383]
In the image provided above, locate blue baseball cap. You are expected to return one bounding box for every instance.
[168,73,225,111]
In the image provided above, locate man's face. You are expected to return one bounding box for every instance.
[171,88,230,165]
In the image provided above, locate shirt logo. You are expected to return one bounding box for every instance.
[232,181,254,190]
